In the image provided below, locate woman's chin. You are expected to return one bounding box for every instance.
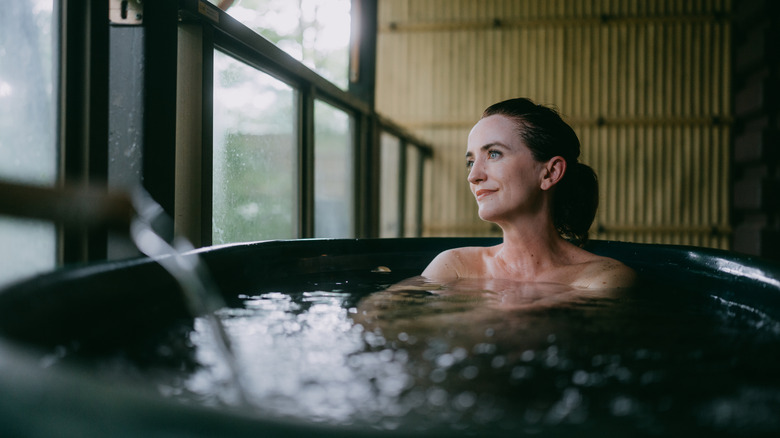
[477,209,501,223]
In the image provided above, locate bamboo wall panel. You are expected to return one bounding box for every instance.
[376,0,732,247]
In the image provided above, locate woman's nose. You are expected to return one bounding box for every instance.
[467,160,485,184]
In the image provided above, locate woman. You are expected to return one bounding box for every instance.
[422,98,635,289]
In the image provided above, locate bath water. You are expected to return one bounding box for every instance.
[71,273,780,436]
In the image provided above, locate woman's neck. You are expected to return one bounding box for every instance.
[492,217,573,277]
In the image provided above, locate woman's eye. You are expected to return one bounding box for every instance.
[466,160,474,170]
[488,150,501,159]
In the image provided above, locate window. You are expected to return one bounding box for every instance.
[209,0,351,89]
[212,51,298,244]
[314,100,354,237]
[0,1,57,285]
[379,132,400,237]
[0,1,429,279]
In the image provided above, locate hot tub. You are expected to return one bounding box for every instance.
[0,238,779,437]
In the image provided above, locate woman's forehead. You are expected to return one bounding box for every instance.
[467,115,521,149]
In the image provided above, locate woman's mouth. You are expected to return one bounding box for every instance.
[475,189,496,200]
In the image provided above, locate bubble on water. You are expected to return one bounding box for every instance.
[544,352,559,368]
[610,396,634,416]
[472,343,496,355]
[436,353,456,368]
[378,349,394,362]
[427,388,448,406]
[454,391,477,410]
[572,370,589,386]
[430,368,447,383]
[511,366,532,381]
[364,330,386,347]
[614,367,632,383]
[460,365,479,380]
[547,388,583,423]
[491,355,507,368]
[452,347,468,361]
[376,371,412,396]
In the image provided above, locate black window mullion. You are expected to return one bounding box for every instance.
[414,147,426,237]
[299,87,316,238]
[142,0,179,233]
[200,23,215,247]
[397,140,407,238]
[60,0,110,263]
[355,112,377,238]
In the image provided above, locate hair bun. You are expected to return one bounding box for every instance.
[554,162,598,246]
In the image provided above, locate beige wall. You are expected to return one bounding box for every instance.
[375,0,732,248]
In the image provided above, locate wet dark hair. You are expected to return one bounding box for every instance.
[482,97,598,245]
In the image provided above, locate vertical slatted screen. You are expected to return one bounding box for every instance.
[376,0,731,248]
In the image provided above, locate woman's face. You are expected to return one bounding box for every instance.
[465,115,546,223]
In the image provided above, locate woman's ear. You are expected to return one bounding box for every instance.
[540,156,567,190]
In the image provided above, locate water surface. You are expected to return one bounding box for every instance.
[63,275,780,436]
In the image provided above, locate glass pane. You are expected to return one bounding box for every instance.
[0,1,57,286]
[212,51,297,244]
[404,146,421,237]
[379,132,400,238]
[208,0,351,89]
[314,100,354,238]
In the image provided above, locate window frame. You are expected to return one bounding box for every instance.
[50,0,432,266]
[178,0,431,242]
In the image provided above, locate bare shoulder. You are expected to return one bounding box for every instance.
[421,246,489,281]
[575,255,637,289]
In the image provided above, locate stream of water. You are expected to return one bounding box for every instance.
[128,189,248,406]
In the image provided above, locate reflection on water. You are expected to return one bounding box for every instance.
[89,277,780,435]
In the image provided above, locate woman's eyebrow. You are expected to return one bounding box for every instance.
[465,142,507,158]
